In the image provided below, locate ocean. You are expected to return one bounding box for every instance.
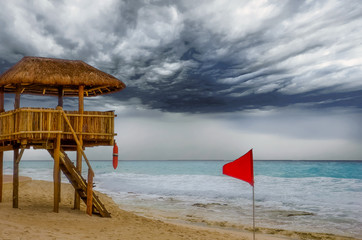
[3,160,362,238]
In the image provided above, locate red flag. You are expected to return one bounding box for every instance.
[223,149,254,186]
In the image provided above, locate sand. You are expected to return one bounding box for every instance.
[0,176,359,240]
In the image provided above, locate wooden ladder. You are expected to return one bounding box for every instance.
[48,148,111,217]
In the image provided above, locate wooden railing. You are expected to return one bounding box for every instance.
[0,107,115,145]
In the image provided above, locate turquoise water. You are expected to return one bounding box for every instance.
[8,160,361,179]
[99,160,362,179]
[3,160,362,237]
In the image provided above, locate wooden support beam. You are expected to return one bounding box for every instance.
[14,86,21,109]
[13,147,25,206]
[13,147,19,208]
[53,108,62,213]
[0,86,4,112]
[0,145,14,152]
[12,146,25,208]
[58,87,63,107]
[56,89,63,203]
[86,168,94,216]
[53,141,61,212]
[13,86,21,208]
[16,148,25,164]
[0,151,2,202]
[74,85,84,210]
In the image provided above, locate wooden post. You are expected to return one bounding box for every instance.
[13,86,20,208]
[53,107,62,212]
[14,87,20,109]
[12,148,24,208]
[0,86,4,202]
[0,151,3,203]
[0,86,4,111]
[58,87,63,107]
[86,168,94,216]
[57,87,63,202]
[74,85,84,210]
[13,147,19,208]
[0,150,3,203]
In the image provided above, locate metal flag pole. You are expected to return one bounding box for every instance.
[222,149,254,239]
[252,185,255,240]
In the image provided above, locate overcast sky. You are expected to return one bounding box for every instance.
[1,0,361,160]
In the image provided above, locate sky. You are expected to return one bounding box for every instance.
[0,0,361,160]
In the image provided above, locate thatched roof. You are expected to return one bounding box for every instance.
[0,56,126,97]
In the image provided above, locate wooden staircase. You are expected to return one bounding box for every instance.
[48,148,111,217]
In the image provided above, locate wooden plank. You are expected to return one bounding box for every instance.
[0,145,14,152]
[53,109,62,213]
[14,87,20,109]
[39,111,43,139]
[58,87,63,107]
[13,147,19,208]
[13,86,20,208]
[0,87,4,202]
[86,169,94,216]
[8,114,13,140]
[111,112,114,145]
[0,111,15,117]
[64,113,114,118]
[47,112,51,140]
[25,109,30,138]
[11,131,62,134]
[0,151,3,202]
[57,109,62,203]
[75,85,84,210]
[53,142,60,212]
[17,108,59,113]
[61,132,114,136]
[0,86,4,112]
[16,148,25,164]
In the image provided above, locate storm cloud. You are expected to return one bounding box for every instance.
[1,0,362,113]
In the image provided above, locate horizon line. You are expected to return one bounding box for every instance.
[5,159,362,162]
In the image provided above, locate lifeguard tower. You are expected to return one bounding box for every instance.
[0,56,126,217]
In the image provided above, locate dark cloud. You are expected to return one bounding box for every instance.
[1,0,362,114]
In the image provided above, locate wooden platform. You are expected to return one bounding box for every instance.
[0,107,114,217]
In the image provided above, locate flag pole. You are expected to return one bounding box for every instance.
[222,149,254,239]
[252,185,255,240]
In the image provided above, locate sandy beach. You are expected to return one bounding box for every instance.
[0,176,358,240]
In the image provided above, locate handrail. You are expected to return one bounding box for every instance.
[59,107,95,216]
[58,107,94,175]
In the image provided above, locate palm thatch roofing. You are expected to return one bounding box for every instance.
[0,56,126,97]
